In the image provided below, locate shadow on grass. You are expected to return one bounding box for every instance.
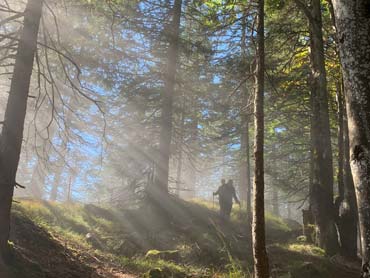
[9,212,95,278]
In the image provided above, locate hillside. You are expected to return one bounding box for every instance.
[4,199,361,278]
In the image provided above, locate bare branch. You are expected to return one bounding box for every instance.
[0,12,24,26]
[15,182,26,189]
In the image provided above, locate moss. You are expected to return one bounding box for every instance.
[118,256,192,276]
[285,243,325,257]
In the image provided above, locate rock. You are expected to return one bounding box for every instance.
[145,249,180,261]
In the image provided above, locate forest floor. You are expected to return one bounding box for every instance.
[3,198,362,278]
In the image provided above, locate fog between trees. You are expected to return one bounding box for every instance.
[1,0,370,277]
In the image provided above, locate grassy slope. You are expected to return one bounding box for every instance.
[7,198,361,278]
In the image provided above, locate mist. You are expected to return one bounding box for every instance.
[0,0,367,277]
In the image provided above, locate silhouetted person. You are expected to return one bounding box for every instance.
[213,179,240,220]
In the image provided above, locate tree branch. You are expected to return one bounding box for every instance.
[293,0,314,23]
[0,12,24,26]
[15,182,26,189]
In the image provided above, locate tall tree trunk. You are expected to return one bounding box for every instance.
[336,81,358,258]
[175,104,185,197]
[153,0,182,197]
[299,0,339,255]
[337,82,345,201]
[252,0,269,277]
[187,99,198,199]
[327,2,357,258]
[0,0,43,262]
[65,173,75,203]
[272,187,280,217]
[50,168,62,201]
[332,1,370,274]
[175,151,183,196]
[239,1,252,226]
[239,112,252,218]
[287,202,292,219]
[0,257,10,278]
[343,102,358,258]
[30,158,44,199]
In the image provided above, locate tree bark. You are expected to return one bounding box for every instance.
[337,82,345,201]
[239,0,252,228]
[0,257,10,278]
[240,111,252,220]
[336,81,358,258]
[153,0,182,197]
[343,102,358,258]
[0,0,43,262]
[304,0,339,255]
[252,0,269,277]
[331,1,370,274]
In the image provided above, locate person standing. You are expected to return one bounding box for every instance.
[213,179,240,220]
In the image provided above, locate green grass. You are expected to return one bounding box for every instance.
[268,243,332,277]
[191,198,292,236]
[189,198,219,211]
[12,200,126,251]
[265,212,291,233]
[119,256,193,275]
[285,243,325,257]
[11,199,294,277]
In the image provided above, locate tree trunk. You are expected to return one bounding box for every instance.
[0,0,43,262]
[185,100,198,199]
[239,0,252,227]
[175,105,185,197]
[332,1,370,274]
[175,151,183,196]
[272,187,280,217]
[336,81,358,258]
[287,202,292,219]
[246,120,252,224]
[153,0,182,197]
[305,0,339,255]
[252,0,269,277]
[65,174,75,203]
[303,208,315,243]
[0,257,10,278]
[337,82,345,201]
[30,158,44,199]
[239,114,252,219]
[50,167,62,201]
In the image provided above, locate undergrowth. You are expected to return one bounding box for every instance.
[11,199,294,277]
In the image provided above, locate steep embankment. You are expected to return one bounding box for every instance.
[5,199,362,278]
[9,204,136,278]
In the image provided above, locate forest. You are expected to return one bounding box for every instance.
[0,0,370,277]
